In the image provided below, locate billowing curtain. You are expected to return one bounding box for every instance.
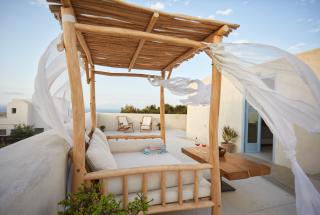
[149,43,320,215]
[32,34,86,147]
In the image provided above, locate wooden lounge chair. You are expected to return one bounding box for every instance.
[117,116,134,132]
[140,116,152,132]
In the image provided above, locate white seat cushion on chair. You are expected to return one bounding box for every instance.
[104,152,201,195]
[141,116,152,126]
[118,116,129,126]
[86,130,117,171]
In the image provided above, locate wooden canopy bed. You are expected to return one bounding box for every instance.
[47,0,239,214]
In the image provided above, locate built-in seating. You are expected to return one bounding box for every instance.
[86,129,211,207]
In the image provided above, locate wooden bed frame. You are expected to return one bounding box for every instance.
[47,0,239,214]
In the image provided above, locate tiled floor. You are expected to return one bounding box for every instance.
[161,129,297,215]
[245,145,273,162]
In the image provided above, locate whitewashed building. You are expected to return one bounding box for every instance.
[0,99,47,136]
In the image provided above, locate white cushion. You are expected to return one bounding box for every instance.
[142,116,152,126]
[105,152,198,195]
[94,128,107,141]
[109,139,163,153]
[86,131,117,171]
[118,116,128,126]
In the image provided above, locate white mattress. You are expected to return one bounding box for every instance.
[114,152,181,168]
[105,130,160,136]
[108,139,163,153]
[105,152,201,195]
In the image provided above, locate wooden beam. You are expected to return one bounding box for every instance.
[167,68,173,79]
[76,31,93,66]
[160,171,166,206]
[90,66,96,130]
[100,179,107,195]
[84,59,90,84]
[208,35,223,215]
[95,70,161,79]
[61,0,71,7]
[123,175,129,208]
[178,170,183,205]
[148,200,214,214]
[61,7,86,192]
[75,23,206,49]
[160,71,166,144]
[60,5,93,66]
[128,12,159,72]
[193,170,199,203]
[162,25,229,72]
[106,134,161,140]
[84,163,212,180]
[142,173,148,199]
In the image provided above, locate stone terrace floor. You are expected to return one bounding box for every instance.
[159,129,299,215]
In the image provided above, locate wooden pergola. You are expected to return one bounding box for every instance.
[47,0,239,214]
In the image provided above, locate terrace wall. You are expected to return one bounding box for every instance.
[97,113,187,131]
[0,131,68,214]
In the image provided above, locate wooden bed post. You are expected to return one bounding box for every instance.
[209,35,223,215]
[61,7,86,192]
[90,65,97,130]
[160,70,166,144]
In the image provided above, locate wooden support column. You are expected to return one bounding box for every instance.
[209,35,223,215]
[160,71,166,144]
[90,66,96,130]
[84,59,90,84]
[167,68,173,79]
[61,7,86,192]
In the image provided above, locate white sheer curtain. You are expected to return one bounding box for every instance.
[149,43,320,215]
[32,34,86,147]
[208,43,320,215]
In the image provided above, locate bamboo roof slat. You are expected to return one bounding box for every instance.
[163,25,230,71]
[47,0,239,71]
[128,12,159,72]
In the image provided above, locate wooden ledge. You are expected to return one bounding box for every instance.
[84,163,212,180]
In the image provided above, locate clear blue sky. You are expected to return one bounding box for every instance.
[0,0,319,111]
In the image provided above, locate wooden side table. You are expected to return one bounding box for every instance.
[182,147,271,191]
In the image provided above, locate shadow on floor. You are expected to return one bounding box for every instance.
[242,154,320,195]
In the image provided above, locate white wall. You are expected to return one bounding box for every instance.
[186,75,245,152]
[97,113,187,131]
[0,99,49,135]
[0,99,32,135]
[0,131,68,214]
[273,49,320,174]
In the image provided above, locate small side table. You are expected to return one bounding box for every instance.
[181,147,271,192]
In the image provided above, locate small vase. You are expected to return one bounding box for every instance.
[221,142,235,153]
